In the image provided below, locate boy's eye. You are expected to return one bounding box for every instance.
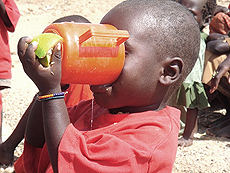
[125,48,131,57]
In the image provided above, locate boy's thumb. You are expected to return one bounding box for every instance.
[52,42,62,64]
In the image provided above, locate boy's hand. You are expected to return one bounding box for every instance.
[17,36,62,94]
[210,54,230,93]
[206,33,228,42]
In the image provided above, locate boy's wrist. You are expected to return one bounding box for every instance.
[37,91,68,101]
[39,87,62,96]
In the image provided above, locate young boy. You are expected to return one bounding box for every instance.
[16,0,200,172]
[207,53,230,138]
[203,32,230,138]
[174,0,217,147]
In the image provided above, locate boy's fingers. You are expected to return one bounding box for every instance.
[17,36,29,62]
[17,36,33,65]
[24,41,38,66]
[17,36,33,56]
[51,42,62,69]
[52,42,62,61]
[210,78,219,93]
[209,69,225,93]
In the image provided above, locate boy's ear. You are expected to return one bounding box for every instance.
[203,15,212,28]
[159,57,184,85]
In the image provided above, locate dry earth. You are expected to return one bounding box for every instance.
[1,0,230,172]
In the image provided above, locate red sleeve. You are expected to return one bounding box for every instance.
[3,0,20,32]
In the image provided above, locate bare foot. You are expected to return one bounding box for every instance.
[207,124,230,138]
[178,137,193,147]
[0,142,14,165]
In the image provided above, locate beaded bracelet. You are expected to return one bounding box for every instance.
[37,92,68,101]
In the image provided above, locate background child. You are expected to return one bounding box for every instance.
[0,0,20,142]
[208,52,230,138]
[209,3,230,35]
[175,0,217,147]
[0,14,92,166]
[203,3,230,101]
[201,3,230,139]
[16,0,200,172]
[202,30,230,138]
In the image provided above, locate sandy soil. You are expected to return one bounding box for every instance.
[1,0,230,172]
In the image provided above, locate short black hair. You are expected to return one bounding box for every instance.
[202,0,217,19]
[52,15,91,24]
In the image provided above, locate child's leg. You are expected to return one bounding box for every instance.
[0,99,35,165]
[178,108,198,147]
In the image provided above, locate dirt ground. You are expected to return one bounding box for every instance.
[1,0,230,172]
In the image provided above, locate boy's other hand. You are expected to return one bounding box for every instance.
[17,36,62,94]
[210,54,230,93]
[206,33,228,42]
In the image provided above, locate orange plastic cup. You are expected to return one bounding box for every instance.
[43,23,129,85]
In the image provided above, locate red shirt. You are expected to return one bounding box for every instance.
[0,0,20,79]
[15,100,180,173]
[64,84,93,107]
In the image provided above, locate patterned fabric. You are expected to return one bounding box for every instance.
[209,12,230,35]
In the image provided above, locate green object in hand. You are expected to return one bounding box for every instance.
[31,33,63,67]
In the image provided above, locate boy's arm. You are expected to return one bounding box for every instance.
[206,39,230,54]
[210,53,230,93]
[25,85,70,148]
[18,36,70,173]
[25,97,45,148]
[0,0,12,27]
[41,91,70,173]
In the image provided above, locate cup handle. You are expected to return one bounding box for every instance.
[79,27,129,46]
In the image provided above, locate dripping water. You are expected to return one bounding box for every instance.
[90,98,94,130]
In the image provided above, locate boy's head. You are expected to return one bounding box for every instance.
[176,0,217,30]
[52,15,91,24]
[90,0,200,112]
